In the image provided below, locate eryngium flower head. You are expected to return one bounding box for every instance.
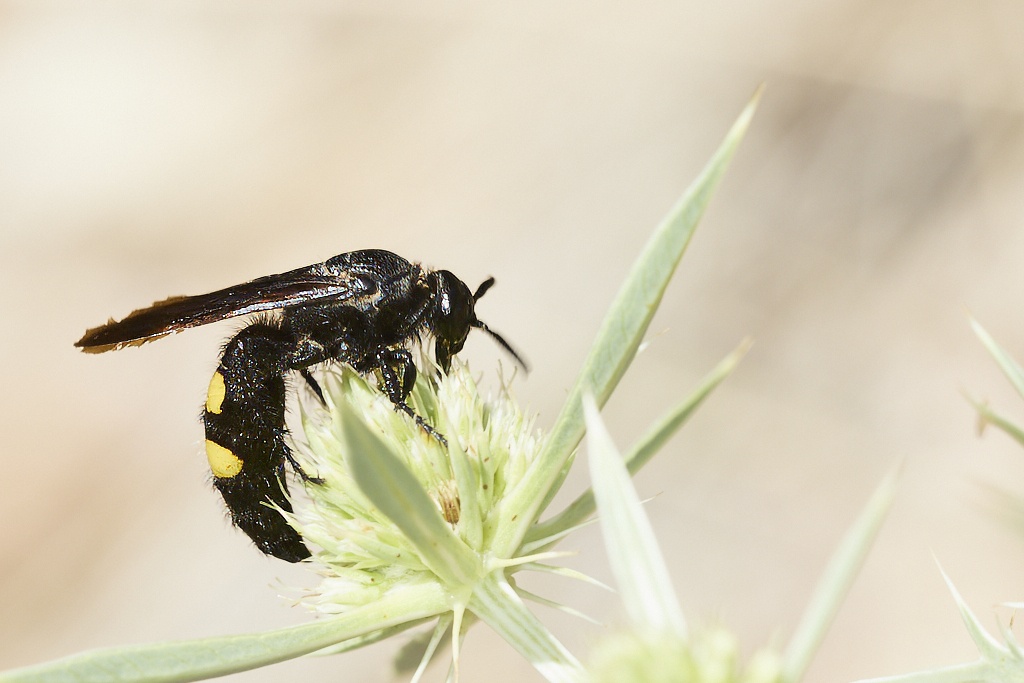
[588,627,781,683]
[293,360,542,610]
[286,361,584,679]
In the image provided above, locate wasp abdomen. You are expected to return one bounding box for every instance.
[202,321,310,562]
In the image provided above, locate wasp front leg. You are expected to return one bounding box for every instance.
[376,348,447,446]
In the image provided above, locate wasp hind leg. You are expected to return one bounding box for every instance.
[202,320,312,562]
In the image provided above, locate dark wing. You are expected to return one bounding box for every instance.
[76,263,374,353]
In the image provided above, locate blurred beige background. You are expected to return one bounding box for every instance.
[2,2,1024,681]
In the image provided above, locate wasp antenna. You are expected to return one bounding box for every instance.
[474,320,529,372]
[473,277,496,301]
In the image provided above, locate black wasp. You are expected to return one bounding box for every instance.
[76,249,526,562]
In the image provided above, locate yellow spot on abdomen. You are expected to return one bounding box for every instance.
[206,371,226,414]
[206,439,243,478]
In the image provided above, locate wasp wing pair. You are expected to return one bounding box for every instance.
[77,249,525,562]
[77,257,374,352]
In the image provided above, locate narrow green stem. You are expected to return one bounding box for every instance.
[0,581,449,683]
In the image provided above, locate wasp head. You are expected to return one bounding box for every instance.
[430,270,527,373]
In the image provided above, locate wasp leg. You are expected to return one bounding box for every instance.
[299,368,326,405]
[376,348,448,446]
[286,306,362,412]
[284,447,324,485]
[203,320,311,562]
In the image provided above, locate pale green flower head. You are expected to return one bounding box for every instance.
[295,359,541,612]
[588,627,781,683]
[281,358,587,681]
